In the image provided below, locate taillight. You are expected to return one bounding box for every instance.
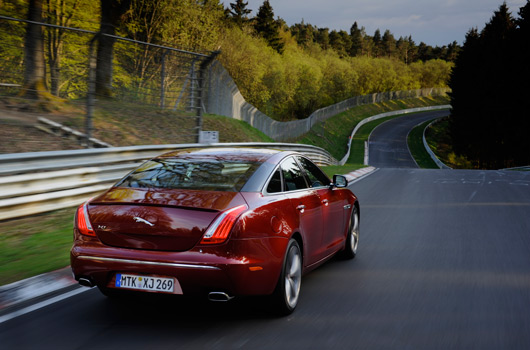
[76,203,95,237]
[200,204,248,245]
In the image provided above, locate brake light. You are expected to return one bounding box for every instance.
[76,203,95,237]
[200,204,248,245]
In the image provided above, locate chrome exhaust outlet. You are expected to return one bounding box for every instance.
[208,292,234,302]
[78,277,94,288]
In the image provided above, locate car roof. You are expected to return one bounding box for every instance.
[158,147,289,163]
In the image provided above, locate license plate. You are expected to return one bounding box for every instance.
[114,273,182,294]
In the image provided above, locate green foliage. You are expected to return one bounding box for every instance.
[2,0,453,122]
[219,24,452,120]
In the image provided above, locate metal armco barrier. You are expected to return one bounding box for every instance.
[0,143,337,221]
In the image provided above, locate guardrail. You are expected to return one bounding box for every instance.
[423,119,452,169]
[0,143,337,221]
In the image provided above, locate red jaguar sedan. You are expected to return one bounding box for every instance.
[71,147,359,314]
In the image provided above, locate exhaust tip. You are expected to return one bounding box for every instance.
[78,277,94,288]
[208,292,234,302]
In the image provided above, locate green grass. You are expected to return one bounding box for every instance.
[407,120,439,169]
[425,117,473,169]
[0,208,75,286]
[321,164,367,178]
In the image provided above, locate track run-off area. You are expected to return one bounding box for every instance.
[1,111,530,349]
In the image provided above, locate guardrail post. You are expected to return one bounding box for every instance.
[85,35,98,148]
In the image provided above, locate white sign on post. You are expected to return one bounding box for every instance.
[199,131,219,144]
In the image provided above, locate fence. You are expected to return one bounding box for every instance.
[0,14,218,144]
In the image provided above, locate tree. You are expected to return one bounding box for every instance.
[254,0,284,53]
[329,29,350,57]
[44,0,83,96]
[227,0,252,27]
[349,22,363,56]
[381,29,396,58]
[316,27,330,50]
[515,0,530,164]
[445,41,460,62]
[478,3,516,168]
[372,29,382,57]
[449,3,524,168]
[417,42,433,61]
[95,0,132,97]
[22,0,49,99]
[291,20,314,48]
[396,36,409,63]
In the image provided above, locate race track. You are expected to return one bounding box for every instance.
[1,112,530,349]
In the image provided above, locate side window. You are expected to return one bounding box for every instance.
[297,157,331,188]
[266,169,282,193]
[281,157,309,191]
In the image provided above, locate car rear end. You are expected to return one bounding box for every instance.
[70,149,286,298]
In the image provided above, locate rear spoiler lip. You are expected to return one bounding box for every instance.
[87,201,220,213]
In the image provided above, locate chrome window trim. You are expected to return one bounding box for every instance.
[77,256,221,270]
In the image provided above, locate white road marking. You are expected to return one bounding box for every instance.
[0,287,91,324]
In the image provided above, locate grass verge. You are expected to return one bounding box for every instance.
[425,117,473,169]
[321,164,366,178]
[52,99,275,147]
[408,120,439,169]
[0,208,74,286]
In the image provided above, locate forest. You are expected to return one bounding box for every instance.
[449,1,530,169]
[0,0,454,121]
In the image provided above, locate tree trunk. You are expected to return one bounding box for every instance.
[22,0,49,99]
[47,29,61,96]
[95,0,131,98]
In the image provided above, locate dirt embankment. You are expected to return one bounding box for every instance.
[0,105,84,154]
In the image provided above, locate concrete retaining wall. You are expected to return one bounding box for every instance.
[205,60,449,141]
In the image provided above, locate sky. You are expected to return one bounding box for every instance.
[221,0,528,46]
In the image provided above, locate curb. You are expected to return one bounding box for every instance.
[343,166,377,183]
[0,267,79,316]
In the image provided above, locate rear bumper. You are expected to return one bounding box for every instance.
[70,237,288,296]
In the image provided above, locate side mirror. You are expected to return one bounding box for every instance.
[330,174,348,189]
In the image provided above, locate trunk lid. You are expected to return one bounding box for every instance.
[87,187,246,251]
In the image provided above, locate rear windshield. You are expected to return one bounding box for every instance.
[116,158,262,192]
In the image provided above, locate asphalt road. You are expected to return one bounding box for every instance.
[368,110,450,168]
[2,112,530,349]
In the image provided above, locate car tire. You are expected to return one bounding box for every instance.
[340,205,359,260]
[271,238,302,315]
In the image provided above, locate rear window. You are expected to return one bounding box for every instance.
[116,158,262,191]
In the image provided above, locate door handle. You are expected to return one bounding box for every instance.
[296,204,306,212]
[322,199,329,206]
